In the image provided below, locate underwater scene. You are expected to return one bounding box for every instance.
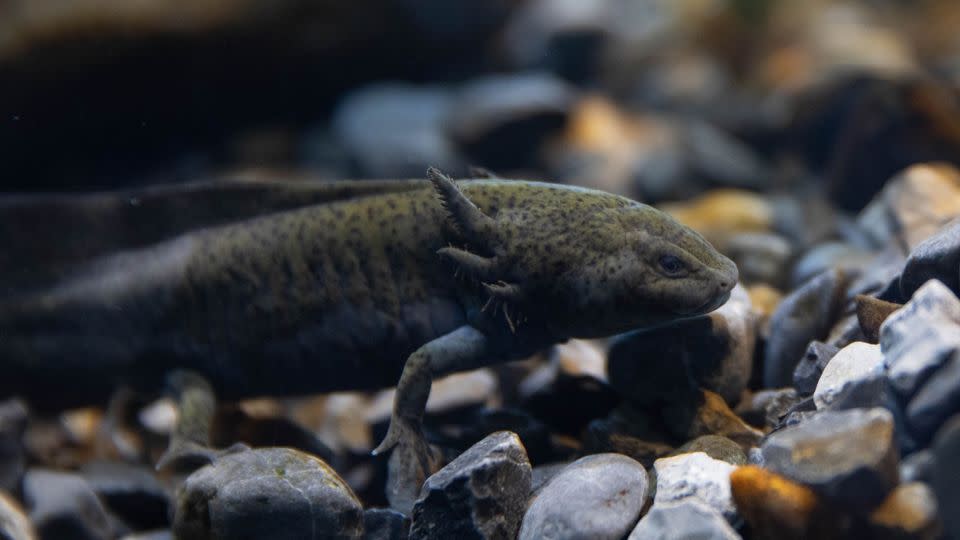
[2,0,960,538]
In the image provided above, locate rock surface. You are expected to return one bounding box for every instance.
[764,269,849,388]
[932,414,960,540]
[80,461,170,532]
[653,452,737,521]
[761,408,899,513]
[730,466,841,540]
[22,469,113,540]
[173,447,364,540]
[519,453,648,540]
[793,341,839,396]
[628,500,741,540]
[813,342,885,410]
[410,431,531,540]
[363,508,410,540]
[867,482,941,540]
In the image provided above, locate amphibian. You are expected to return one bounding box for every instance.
[0,168,737,511]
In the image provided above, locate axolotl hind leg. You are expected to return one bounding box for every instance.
[372,325,494,514]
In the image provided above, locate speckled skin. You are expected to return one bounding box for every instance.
[2,170,737,512]
[2,173,736,410]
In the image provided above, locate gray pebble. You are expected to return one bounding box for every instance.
[907,351,960,444]
[813,342,885,410]
[761,408,899,513]
[173,447,363,540]
[519,453,648,540]
[411,431,531,540]
[628,500,741,540]
[653,452,737,522]
[363,508,409,540]
[764,268,849,388]
[881,279,960,399]
[23,469,113,540]
[793,341,839,396]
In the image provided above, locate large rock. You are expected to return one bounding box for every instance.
[628,500,741,540]
[881,279,960,399]
[173,447,363,540]
[764,268,849,388]
[901,217,960,297]
[761,408,899,513]
[0,492,35,540]
[0,400,27,494]
[652,452,737,521]
[609,284,756,406]
[410,431,531,540]
[23,469,114,540]
[813,342,885,410]
[519,454,648,540]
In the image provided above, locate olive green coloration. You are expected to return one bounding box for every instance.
[0,169,737,512]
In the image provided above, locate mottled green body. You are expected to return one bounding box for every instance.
[1,175,736,413]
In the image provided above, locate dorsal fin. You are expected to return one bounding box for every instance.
[0,176,430,297]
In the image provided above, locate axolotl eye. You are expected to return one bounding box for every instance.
[658,254,687,277]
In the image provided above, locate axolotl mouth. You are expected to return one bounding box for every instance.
[674,287,733,316]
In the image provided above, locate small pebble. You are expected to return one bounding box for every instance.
[793,341,839,396]
[653,452,737,521]
[364,508,410,540]
[519,453,648,540]
[411,431,531,540]
[730,465,842,540]
[813,341,885,410]
[628,500,741,540]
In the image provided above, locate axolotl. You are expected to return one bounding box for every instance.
[0,168,737,510]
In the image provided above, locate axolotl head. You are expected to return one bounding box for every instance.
[429,170,738,338]
[533,197,739,337]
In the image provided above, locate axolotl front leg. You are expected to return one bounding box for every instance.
[372,325,494,514]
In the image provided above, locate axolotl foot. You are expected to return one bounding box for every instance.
[373,416,441,514]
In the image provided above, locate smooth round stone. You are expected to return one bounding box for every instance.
[813,342,885,410]
[364,508,410,540]
[761,408,899,513]
[653,452,737,521]
[519,454,648,540]
[173,447,363,540]
[628,500,741,540]
[410,431,531,540]
[764,268,849,388]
